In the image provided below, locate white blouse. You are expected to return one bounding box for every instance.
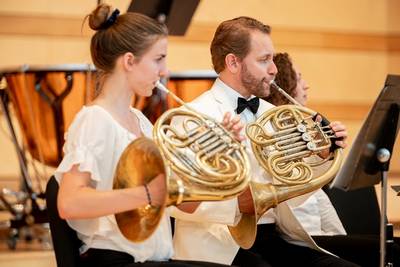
[290,189,346,236]
[54,105,174,263]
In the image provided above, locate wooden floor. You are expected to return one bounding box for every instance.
[0,250,55,267]
[0,229,400,267]
[0,240,56,267]
[0,178,399,267]
[0,210,56,267]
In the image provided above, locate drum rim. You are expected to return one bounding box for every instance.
[0,63,96,74]
[168,69,217,80]
[0,65,219,82]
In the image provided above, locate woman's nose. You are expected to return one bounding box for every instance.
[303,80,310,91]
[159,66,169,78]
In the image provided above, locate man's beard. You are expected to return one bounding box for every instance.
[240,63,269,97]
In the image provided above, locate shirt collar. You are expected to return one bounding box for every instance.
[214,78,257,103]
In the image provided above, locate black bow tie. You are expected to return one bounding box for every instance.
[236,97,260,114]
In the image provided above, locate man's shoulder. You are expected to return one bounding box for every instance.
[189,88,215,106]
[259,98,276,113]
[192,88,215,101]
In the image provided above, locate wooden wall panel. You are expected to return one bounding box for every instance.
[0,0,399,224]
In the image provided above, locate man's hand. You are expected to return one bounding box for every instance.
[222,112,245,142]
[238,187,255,214]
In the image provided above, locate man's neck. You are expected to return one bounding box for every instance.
[219,71,251,99]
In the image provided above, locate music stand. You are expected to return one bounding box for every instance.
[392,185,400,196]
[331,74,400,267]
[127,0,200,36]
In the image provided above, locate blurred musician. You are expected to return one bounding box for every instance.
[267,52,400,267]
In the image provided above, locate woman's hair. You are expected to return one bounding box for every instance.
[87,4,168,73]
[265,52,297,105]
[210,16,271,73]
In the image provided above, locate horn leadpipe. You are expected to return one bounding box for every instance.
[269,80,303,106]
[269,80,341,143]
[156,80,196,113]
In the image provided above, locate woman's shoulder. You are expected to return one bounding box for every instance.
[66,105,118,138]
[72,105,112,125]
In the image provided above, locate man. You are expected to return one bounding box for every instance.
[171,17,356,267]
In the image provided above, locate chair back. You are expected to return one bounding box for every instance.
[46,176,82,267]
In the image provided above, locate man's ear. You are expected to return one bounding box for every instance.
[122,52,136,71]
[225,53,240,74]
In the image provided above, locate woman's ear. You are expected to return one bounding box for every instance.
[225,53,240,74]
[122,52,136,71]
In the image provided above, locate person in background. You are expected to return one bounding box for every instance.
[265,52,400,267]
[55,3,239,267]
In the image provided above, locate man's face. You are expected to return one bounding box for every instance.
[239,31,277,98]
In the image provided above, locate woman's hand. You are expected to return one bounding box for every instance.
[222,112,245,142]
[147,173,166,207]
[315,115,348,149]
[314,115,348,158]
[330,121,348,148]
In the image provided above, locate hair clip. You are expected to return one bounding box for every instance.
[101,8,120,29]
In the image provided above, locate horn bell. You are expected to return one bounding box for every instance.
[113,137,166,242]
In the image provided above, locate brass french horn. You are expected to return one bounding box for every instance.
[113,81,251,242]
[228,81,343,249]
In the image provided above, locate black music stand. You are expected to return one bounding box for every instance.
[127,0,200,36]
[331,74,400,267]
[392,185,400,196]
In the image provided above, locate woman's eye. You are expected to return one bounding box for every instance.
[156,55,166,62]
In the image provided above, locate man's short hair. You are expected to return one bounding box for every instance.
[210,16,271,73]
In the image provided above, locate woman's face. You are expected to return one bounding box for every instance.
[129,37,168,97]
[293,65,309,106]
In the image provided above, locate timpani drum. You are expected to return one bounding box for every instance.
[0,64,96,167]
[0,66,217,168]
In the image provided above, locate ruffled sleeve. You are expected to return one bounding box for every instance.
[54,106,117,185]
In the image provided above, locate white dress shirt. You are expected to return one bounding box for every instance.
[54,105,174,263]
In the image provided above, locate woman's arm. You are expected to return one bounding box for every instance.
[57,164,165,219]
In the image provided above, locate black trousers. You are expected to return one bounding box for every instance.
[232,224,360,267]
[80,248,233,267]
[313,235,400,267]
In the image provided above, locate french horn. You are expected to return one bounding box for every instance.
[113,81,251,242]
[228,80,343,249]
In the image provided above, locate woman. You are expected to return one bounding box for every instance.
[265,52,400,267]
[266,52,363,235]
[265,52,309,106]
[55,4,241,267]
